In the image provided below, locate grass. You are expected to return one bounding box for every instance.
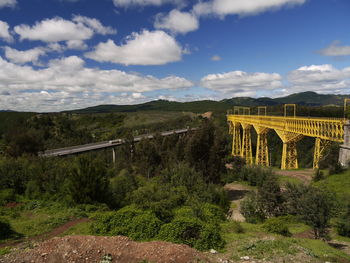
[278,174,303,185]
[61,221,92,236]
[296,238,350,262]
[221,220,350,263]
[314,170,350,200]
[0,200,91,242]
[0,247,11,256]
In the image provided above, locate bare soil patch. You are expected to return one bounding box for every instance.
[224,183,252,222]
[0,235,210,263]
[275,169,314,184]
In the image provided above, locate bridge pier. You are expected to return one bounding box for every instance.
[339,121,350,166]
[241,124,253,165]
[230,122,241,156]
[275,130,303,170]
[254,126,269,166]
[112,147,116,164]
[313,138,330,169]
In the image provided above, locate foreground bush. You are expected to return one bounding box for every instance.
[262,217,292,237]
[91,205,162,241]
[157,216,224,250]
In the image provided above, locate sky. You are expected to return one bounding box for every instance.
[0,0,350,112]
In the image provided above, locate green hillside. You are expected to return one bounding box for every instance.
[69,91,350,114]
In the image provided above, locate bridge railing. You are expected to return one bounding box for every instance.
[227,114,345,142]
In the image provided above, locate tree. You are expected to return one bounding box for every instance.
[298,187,334,239]
[257,174,284,217]
[66,157,109,204]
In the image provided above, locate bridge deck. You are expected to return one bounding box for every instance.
[40,128,196,157]
[227,115,346,142]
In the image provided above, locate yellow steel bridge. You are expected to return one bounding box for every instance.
[227,105,347,170]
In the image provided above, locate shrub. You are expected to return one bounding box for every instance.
[201,203,226,223]
[0,218,17,240]
[231,221,244,234]
[238,166,276,187]
[313,169,324,182]
[263,217,292,237]
[328,162,344,175]
[157,216,224,250]
[240,193,265,224]
[90,206,162,240]
[0,189,16,206]
[336,203,350,237]
[125,212,162,240]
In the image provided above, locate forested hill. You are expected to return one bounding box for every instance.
[70,91,349,114]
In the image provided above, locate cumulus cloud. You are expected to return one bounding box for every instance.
[85,30,183,65]
[4,46,47,64]
[318,41,350,57]
[0,0,16,8]
[0,55,193,111]
[154,9,199,34]
[287,64,350,94]
[193,0,305,17]
[113,0,184,8]
[0,20,13,42]
[14,15,115,43]
[200,70,283,96]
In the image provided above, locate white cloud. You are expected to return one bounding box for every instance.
[201,70,283,96]
[0,0,16,8]
[154,9,199,34]
[211,55,221,61]
[85,30,183,65]
[0,55,193,111]
[4,46,46,64]
[193,0,305,17]
[66,39,88,50]
[0,20,13,42]
[72,15,116,35]
[113,0,184,7]
[287,64,350,94]
[318,41,350,57]
[14,15,115,43]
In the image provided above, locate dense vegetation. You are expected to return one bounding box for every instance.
[0,101,350,262]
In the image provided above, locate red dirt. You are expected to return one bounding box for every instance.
[3,202,23,208]
[293,229,315,239]
[0,235,210,263]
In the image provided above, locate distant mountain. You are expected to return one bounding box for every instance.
[273,91,349,106]
[70,92,350,114]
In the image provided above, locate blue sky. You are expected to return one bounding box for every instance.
[0,0,350,111]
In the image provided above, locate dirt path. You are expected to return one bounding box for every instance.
[0,218,89,249]
[224,183,252,222]
[275,169,314,184]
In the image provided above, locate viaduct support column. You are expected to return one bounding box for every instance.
[241,124,253,165]
[230,122,241,156]
[275,130,303,170]
[112,147,116,164]
[254,126,269,166]
[313,138,330,169]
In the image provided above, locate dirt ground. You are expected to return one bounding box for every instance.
[275,169,314,184]
[224,183,251,222]
[0,235,211,263]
